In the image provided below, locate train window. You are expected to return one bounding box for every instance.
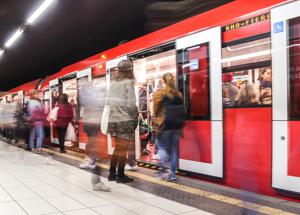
[222,67,271,107]
[288,17,300,119]
[77,77,89,119]
[62,78,77,104]
[222,37,271,68]
[178,43,210,120]
[43,90,50,114]
[222,36,272,107]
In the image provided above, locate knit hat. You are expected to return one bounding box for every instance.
[222,73,233,82]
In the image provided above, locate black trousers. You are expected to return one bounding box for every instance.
[57,127,67,150]
[109,137,130,177]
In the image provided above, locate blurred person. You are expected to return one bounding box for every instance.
[258,67,272,105]
[153,72,184,180]
[237,82,259,106]
[78,82,111,191]
[79,83,111,191]
[138,84,148,120]
[6,99,18,144]
[27,91,46,153]
[222,72,239,106]
[222,88,232,106]
[11,97,24,144]
[70,99,78,120]
[56,94,74,153]
[107,60,138,183]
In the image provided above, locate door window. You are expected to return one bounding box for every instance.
[288,17,300,119]
[178,43,210,119]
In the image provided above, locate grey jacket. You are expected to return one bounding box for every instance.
[108,79,138,123]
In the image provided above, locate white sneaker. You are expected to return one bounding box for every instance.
[151,154,160,160]
[125,164,138,171]
[46,157,55,165]
[93,182,111,192]
[79,162,96,169]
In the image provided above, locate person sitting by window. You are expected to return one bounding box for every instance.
[236,82,259,106]
[222,72,239,106]
[258,67,272,105]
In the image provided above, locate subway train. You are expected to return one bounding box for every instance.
[1,0,300,201]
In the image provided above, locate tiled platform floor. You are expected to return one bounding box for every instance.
[0,141,212,215]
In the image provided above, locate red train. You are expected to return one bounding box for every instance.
[1,0,300,201]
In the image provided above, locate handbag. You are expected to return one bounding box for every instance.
[65,122,76,142]
[101,88,110,135]
[46,107,59,122]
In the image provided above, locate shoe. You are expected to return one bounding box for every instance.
[116,175,134,183]
[108,174,117,181]
[60,149,67,153]
[93,182,111,192]
[167,174,177,181]
[35,148,42,154]
[125,164,138,171]
[79,162,96,170]
[151,154,160,160]
[156,172,168,180]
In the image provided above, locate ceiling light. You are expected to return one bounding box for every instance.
[5,29,24,48]
[27,0,55,24]
[0,50,4,56]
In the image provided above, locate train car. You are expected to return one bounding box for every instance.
[8,0,300,200]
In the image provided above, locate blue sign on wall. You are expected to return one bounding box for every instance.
[274,21,284,33]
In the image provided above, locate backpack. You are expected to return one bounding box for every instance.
[162,95,185,130]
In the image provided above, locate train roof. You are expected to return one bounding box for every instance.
[9,0,292,90]
[8,79,41,94]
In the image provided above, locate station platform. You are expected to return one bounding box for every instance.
[0,139,300,215]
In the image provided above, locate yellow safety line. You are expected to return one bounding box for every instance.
[42,148,296,215]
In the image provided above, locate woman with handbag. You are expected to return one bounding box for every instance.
[55,94,74,153]
[106,60,138,183]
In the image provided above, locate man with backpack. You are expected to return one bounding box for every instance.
[153,73,185,181]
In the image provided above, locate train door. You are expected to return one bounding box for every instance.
[76,68,92,150]
[49,79,59,144]
[176,27,223,177]
[42,89,51,142]
[272,0,300,193]
[105,56,128,154]
[131,44,177,163]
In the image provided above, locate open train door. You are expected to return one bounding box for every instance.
[272,0,300,193]
[176,27,223,177]
[105,55,128,155]
[49,79,59,144]
[76,67,92,150]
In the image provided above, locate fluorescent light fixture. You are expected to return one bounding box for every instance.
[0,49,4,56]
[27,0,55,24]
[221,50,271,63]
[4,29,24,48]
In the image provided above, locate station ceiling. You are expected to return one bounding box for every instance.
[0,0,230,91]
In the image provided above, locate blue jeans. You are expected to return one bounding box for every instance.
[29,124,44,149]
[158,130,180,177]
